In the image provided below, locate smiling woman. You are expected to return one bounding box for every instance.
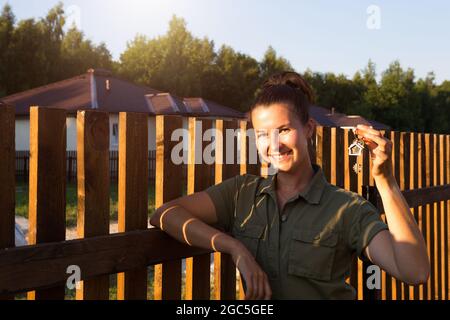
[150,71,429,300]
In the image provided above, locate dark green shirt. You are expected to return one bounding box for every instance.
[205,164,388,300]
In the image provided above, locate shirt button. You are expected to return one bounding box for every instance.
[281,214,287,222]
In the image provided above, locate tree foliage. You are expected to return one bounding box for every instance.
[0,6,448,133]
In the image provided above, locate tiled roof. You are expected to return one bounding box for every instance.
[1,69,245,119]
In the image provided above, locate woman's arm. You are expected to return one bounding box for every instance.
[356,125,430,285]
[150,191,272,299]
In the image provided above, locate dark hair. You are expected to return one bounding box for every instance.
[251,71,315,125]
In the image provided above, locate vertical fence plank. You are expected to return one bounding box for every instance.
[75,110,110,300]
[429,134,437,300]
[401,132,411,299]
[388,131,399,300]
[117,112,148,300]
[330,127,336,185]
[379,130,389,300]
[316,126,324,169]
[336,128,345,189]
[416,133,424,300]
[322,127,332,182]
[432,133,440,300]
[0,105,15,300]
[245,121,260,176]
[214,119,238,300]
[185,118,212,300]
[408,132,422,300]
[439,134,446,300]
[27,106,66,300]
[444,135,450,299]
[343,129,355,289]
[423,133,432,299]
[153,115,183,300]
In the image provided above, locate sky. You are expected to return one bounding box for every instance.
[1,0,449,83]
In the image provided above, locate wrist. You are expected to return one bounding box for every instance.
[374,174,398,190]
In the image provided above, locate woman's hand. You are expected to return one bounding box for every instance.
[355,124,394,180]
[231,243,272,300]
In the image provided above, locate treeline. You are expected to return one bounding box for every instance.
[1,3,448,133]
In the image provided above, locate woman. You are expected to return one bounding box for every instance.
[150,71,429,300]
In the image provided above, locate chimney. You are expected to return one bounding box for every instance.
[331,107,335,115]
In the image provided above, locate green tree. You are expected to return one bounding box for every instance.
[259,46,293,81]
[0,3,113,96]
[60,26,112,79]
[375,60,421,131]
[119,16,216,98]
[0,3,15,96]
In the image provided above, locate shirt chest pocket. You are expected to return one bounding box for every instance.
[288,229,339,281]
[233,224,266,257]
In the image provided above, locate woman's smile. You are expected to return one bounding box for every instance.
[269,149,293,163]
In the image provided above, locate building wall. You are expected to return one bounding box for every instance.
[15,115,159,151]
[15,118,30,151]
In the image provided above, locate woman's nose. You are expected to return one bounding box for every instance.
[269,130,280,153]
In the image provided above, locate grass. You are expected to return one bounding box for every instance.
[13,179,227,300]
[15,180,156,228]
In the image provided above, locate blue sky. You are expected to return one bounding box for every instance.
[2,0,449,83]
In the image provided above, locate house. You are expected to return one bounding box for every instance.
[1,69,246,151]
[309,106,390,130]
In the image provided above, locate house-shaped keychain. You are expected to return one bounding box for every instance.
[348,139,364,156]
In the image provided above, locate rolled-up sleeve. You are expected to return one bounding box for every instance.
[204,175,243,233]
[348,198,389,261]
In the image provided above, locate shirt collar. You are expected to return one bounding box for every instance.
[256,164,328,205]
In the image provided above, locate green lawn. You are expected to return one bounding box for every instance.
[15,181,156,228]
[13,180,212,300]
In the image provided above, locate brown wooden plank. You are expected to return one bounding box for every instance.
[316,126,324,168]
[27,106,66,300]
[432,133,439,300]
[153,115,183,300]
[401,132,410,300]
[439,134,446,300]
[330,127,336,185]
[430,134,437,300]
[347,128,364,299]
[446,135,450,300]
[0,105,15,300]
[185,118,212,300]
[0,228,212,295]
[245,120,260,176]
[117,112,148,300]
[336,128,345,189]
[423,133,432,300]
[75,110,110,300]
[416,133,425,300]
[213,119,237,300]
[375,184,450,212]
[322,126,332,182]
[343,129,356,290]
[409,132,418,300]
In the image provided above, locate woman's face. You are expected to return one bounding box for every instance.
[251,103,314,173]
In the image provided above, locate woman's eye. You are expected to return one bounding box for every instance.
[280,128,290,134]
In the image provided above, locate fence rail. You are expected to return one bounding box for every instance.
[0,105,449,300]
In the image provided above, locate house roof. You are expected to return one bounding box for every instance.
[245,104,390,130]
[1,69,245,119]
[184,98,246,118]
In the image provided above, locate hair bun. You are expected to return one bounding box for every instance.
[263,71,315,104]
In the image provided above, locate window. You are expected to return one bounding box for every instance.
[112,123,119,145]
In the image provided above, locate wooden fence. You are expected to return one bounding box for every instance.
[0,105,449,300]
[15,150,158,182]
